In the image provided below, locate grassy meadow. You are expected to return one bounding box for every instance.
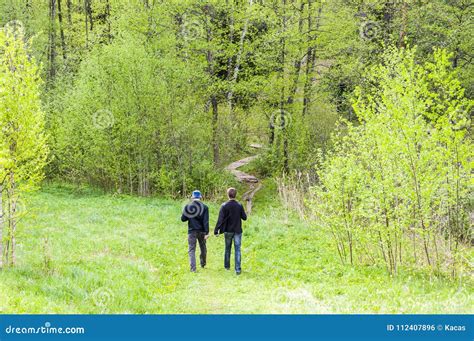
[0,183,472,314]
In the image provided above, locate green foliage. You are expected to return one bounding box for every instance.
[0,30,49,266]
[2,0,471,189]
[48,35,231,197]
[0,0,472,287]
[313,46,472,275]
[404,0,474,97]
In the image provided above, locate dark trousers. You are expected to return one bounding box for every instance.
[188,231,207,271]
[224,232,242,273]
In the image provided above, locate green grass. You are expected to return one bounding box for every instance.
[0,182,472,314]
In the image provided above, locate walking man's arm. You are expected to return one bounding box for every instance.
[241,204,247,221]
[181,207,189,222]
[203,206,210,238]
[214,205,226,235]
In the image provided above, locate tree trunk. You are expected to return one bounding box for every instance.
[57,0,67,60]
[85,0,93,31]
[302,1,322,116]
[8,172,17,267]
[279,0,289,171]
[227,0,253,115]
[48,0,57,81]
[105,0,112,43]
[383,0,395,45]
[84,0,92,48]
[269,121,275,145]
[25,0,32,23]
[225,0,234,82]
[286,2,305,106]
[211,95,219,165]
[66,0,72,25]
[206,12,219,165]
[398,0,408,48]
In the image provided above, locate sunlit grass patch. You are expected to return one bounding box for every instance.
[0,184,471,314]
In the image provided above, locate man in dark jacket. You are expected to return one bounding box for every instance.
[181,190,209,272]
[214,188,247,275]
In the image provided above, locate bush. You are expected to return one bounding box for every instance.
[47,35,230,197]
[312,47,473,276]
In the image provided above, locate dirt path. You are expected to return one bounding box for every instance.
[225,144,262,214]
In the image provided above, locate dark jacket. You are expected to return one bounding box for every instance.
[181,200,209,234]
[214,200,247,235]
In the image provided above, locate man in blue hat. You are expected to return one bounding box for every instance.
[181,190,210,272]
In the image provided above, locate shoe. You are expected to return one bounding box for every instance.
[236,271,241,275]
[225,268,230,271]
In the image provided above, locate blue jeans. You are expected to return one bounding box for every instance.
[224,232,242,273]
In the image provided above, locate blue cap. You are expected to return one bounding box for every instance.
[191,190,202,199]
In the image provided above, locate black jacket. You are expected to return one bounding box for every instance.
[214,200,247,235]
[181,201,209,234]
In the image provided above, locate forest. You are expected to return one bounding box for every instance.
[0,0,472,313]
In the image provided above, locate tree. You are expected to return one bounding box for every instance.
[313,46,472,275]
[0,30,49,267]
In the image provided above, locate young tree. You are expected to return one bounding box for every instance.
[313,46,472,275]
[0,30,49,267]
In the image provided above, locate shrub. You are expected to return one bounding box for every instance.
[312,47,472,276]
